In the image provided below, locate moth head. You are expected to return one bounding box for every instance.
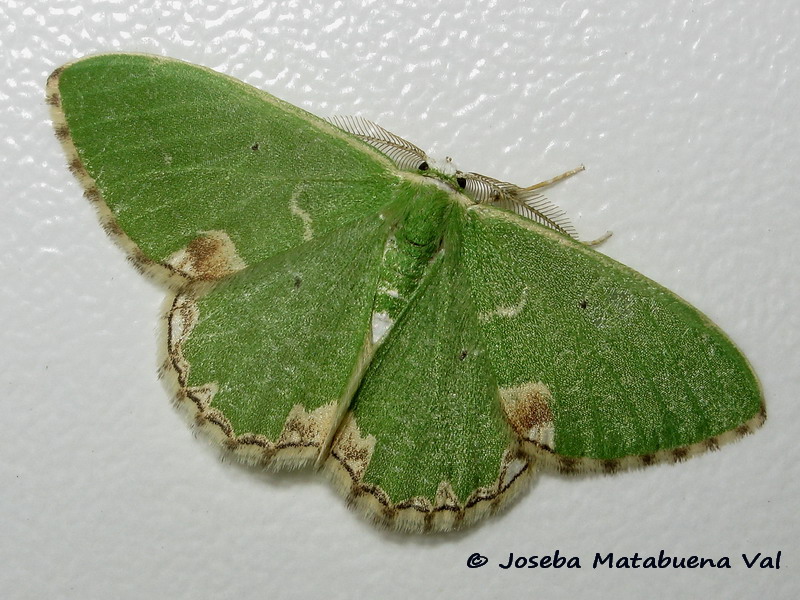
[421,156,474,198]
[327,115,577,238]
[423,157,505,205]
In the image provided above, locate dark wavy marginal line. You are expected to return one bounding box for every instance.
[167,295,188,387]
[432,504,460,513]
[205,413,234,437]
[275,441,319,450]
[394,500,431,513]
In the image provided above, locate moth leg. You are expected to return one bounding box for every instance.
[519,165,611,246]
[583,230,613,247]
[521,165,585,192]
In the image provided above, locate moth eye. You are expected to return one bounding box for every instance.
[418,161,429,171]
[456,176,467,189]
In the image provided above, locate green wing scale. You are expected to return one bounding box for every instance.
[49,53,764,532]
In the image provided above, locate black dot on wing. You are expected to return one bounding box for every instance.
[456,177,467,189]
[579,299,588,309]
[419,161,429,171]
[251,142,260,151]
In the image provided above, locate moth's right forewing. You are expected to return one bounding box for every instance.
[462,206,764,474]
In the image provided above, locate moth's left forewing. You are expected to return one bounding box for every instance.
[47,54,400,289]
[463,205,764,474]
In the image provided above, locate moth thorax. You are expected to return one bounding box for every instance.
[398,196,449,248]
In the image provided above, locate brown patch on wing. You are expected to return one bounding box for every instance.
[54,124,69,141]
[276,404,336,451]
[330,413,376,482]
[83,185,102,204]
[166,230,247,281]
[45,91,61,107]
[499,382,556,450]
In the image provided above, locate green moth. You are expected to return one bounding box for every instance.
[47,54,765,532]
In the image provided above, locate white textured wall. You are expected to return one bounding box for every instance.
[2,1,798,598]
